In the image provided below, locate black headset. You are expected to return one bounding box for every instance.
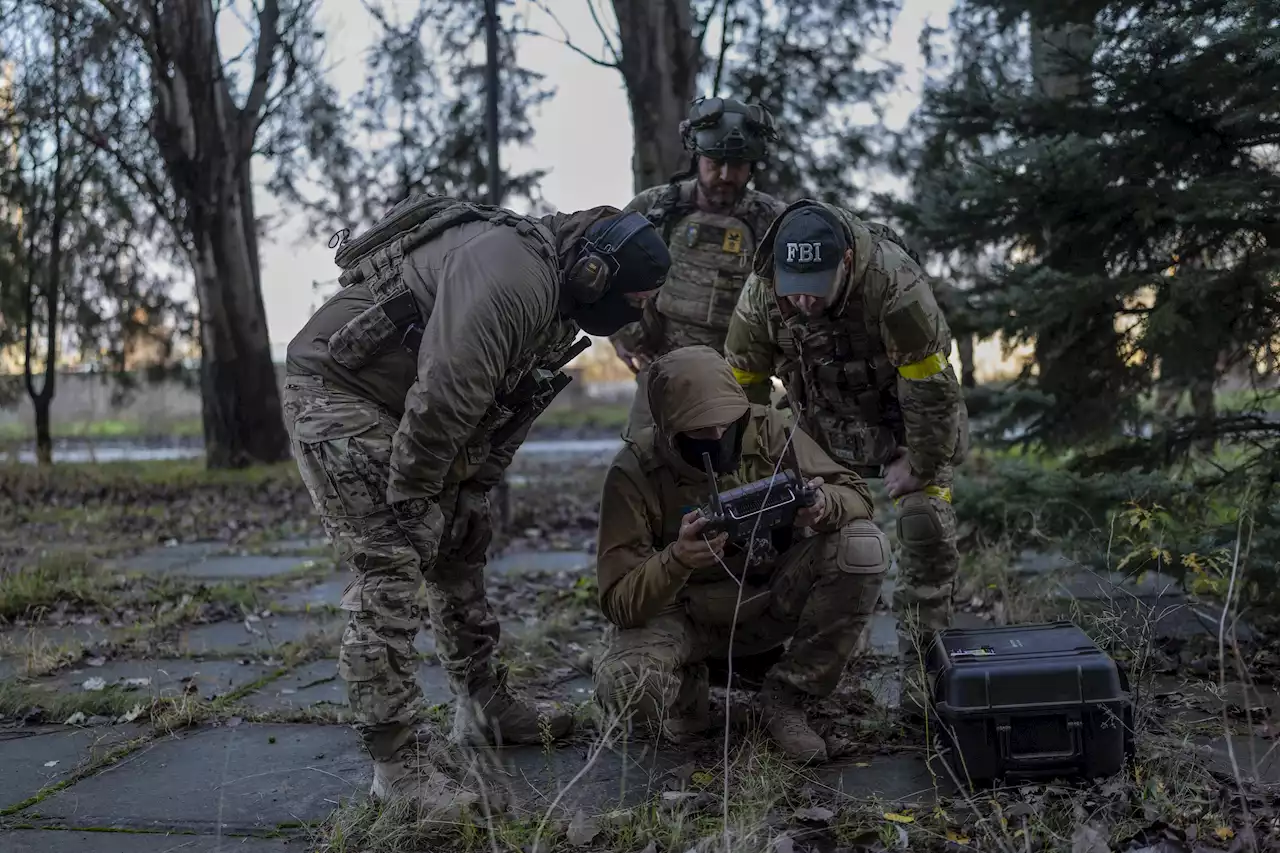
[564,210,656,304]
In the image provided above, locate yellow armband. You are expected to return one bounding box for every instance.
[731,367,771,386]
[897,352,949,380]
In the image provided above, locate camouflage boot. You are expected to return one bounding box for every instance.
[451,664,574,747]
[661,662,711,744]
[370,736,478,816]
[760,681,828,764]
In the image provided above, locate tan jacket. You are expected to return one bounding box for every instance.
[595,346,874,629]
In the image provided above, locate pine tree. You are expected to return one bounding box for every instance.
[902,0,1280,460]
[275,0,552,233]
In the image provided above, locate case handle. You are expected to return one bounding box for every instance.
[996,713,1083,766]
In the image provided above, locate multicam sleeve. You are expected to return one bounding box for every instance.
[724,271,779,405]
[871,245,962,482]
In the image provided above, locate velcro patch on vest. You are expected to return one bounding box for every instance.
[682,222,742,254]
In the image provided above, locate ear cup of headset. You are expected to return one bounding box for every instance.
[566,253,610,304]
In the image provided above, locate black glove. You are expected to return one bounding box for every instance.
[391,498,445,571]
[449,485,493,563]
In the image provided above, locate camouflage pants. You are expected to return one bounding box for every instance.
[282,374,501,761]
[593,520,888,727]
[892,465,959,672]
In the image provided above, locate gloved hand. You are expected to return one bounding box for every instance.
[449,485,493,563]
[391,498,446,572]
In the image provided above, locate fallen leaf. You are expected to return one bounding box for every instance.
[794,806,835,823]
[691,771,714,787]
[85,657,106,667]
[566,810,599,847]
[1214,827,1234,840]
[1071,823,1110,853]
[118,704,145,724]
[884,812,914,823]
[855,761,871,767]
[946,829,970,844]
[43,760,59,768]
[124,677,151,689]
[82,677,107,692]
[226,716,243,728]
[1005,802,1037,819]
[64,712,86,725]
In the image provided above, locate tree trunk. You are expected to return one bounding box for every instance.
[957,334,976,389]
[611,0,701,193]
[191,166,291,469]
[146,0,291,469]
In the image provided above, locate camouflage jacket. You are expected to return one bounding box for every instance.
[724,200,968,481]
[596,346,873,629]
[610,179,786,357]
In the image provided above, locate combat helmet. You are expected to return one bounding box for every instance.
[680,96,778,164]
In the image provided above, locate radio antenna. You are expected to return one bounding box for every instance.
[702,452,724,518]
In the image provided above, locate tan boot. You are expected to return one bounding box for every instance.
[451,664,574,747]
[370,745,479,816]
[661,663,711,744]
[760,682,828,764]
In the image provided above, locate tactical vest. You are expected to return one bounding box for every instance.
[643,181,778,354]
[764,208,922,471]
[324,193,582,449]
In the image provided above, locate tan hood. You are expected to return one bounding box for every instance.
[645,346,750,475]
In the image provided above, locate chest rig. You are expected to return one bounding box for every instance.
[644,182,770,353]
[325,193,583,450]
[766,216,921,472]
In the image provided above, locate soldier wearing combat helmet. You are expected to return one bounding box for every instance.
[724,201,970,717]
[610,96,788,437]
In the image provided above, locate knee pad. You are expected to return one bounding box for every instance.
[896,492,944,549]
[836,519,891,575]
[593,654,675,724]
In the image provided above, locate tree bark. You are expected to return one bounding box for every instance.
[611,0,701,193]
[957,334,976,389]
[143,0,291,469]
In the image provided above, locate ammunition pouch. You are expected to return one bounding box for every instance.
[327,289,424,371]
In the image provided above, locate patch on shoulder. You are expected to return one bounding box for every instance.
[883,289,935,355]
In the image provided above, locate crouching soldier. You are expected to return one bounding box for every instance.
[283,194,671,807]
[591,345,889,764]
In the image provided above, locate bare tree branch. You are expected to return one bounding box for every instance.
[523,0,619,68]
[585,0,621,64]
[239,0,282,145]
[509,25,619,68]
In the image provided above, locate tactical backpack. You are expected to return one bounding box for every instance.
[324,193,558,372]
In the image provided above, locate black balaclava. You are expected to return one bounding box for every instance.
[568,214,671,336]
[674,413,748,475]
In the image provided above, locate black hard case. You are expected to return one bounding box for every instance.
[925,621,1134,785]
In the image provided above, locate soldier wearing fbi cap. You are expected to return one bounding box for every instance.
[724,201,970,716]
[610,96,788,438]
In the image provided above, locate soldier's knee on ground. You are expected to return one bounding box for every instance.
[593,650,679,728]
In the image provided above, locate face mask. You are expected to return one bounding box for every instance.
[569,290,643,336]
[675,418,746,475]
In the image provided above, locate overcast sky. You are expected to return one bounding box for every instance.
[249,0,956,360]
